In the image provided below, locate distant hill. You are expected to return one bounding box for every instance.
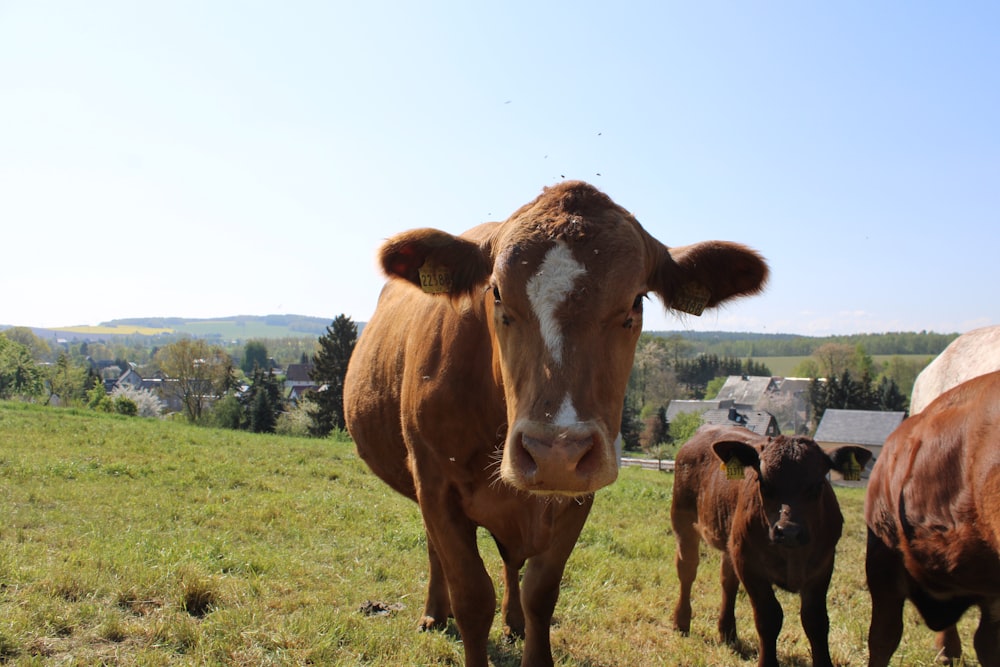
[5,315,338,341]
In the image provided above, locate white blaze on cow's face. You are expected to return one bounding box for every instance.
[525,241,586,367]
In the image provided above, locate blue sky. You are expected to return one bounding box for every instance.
[2,2,997,335]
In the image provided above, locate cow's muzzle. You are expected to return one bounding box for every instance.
[501,421,618,496]
[769,505,809,547]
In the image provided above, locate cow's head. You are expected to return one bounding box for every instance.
[380,182,768,497]
[713,436,873,546]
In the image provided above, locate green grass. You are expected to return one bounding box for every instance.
[0,402,980,665]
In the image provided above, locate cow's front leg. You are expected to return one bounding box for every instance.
[741,573,783,667]
[866,530,905,667]
[519,498,592,667]
[419,490,496,667]
[799,566,834,667]
[418,541,452,631]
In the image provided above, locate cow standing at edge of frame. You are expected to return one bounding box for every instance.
[344,181,768,667]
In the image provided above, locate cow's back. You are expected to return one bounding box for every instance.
[910,325,1000,414]
[867,370,1000,594]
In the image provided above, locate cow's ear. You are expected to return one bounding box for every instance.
[379,228,492,296]
[650,241,769,316]
[827,446,873,481]
[712,440,761,478]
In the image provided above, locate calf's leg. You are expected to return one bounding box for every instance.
[742,573,783,667]
[672,510,701,634]
[718,552,740,646]
[934,625,961,665]
[799,566,834,667]
[973,603,1000,667]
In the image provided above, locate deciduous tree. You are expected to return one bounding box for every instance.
[155,339,234,422]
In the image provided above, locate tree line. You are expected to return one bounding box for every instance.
[647,330,958,358]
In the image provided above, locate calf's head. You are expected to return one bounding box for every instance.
[713,436,872,546]
[380,182,768,497]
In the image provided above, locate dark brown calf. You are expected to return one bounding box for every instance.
[865,369,1000,667]
[671,425,871,667]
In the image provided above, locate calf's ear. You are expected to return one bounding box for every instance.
[827,446,873,481]
[651,241,769,316]
[379,228,493,297]
[712,440,761,478]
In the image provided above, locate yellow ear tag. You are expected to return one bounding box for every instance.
[674,283,711,316]
[843,452,863,481]
[722,458,745,480]
[418,259,452,294]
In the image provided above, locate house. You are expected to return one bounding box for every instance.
[284,363,318,402]
[701,407,780,436]
[714,375,773,407]
[667,398,780,437]
[813,409,906,476]
[666,398,734,423]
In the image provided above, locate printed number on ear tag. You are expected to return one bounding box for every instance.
[674,283,711,316]
[418,259,452,294]
[722,458,745,480]
[843,452,864,481]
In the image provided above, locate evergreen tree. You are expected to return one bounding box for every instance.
[309,315,358,436]
[242,365,283,433]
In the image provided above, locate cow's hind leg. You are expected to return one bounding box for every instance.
[866,529,906,667]
[418,541,452,631]
[671,510,701,635]
[492,535,526,641]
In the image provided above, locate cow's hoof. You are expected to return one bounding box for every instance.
[502,624,525,643]
[418,616,448,632]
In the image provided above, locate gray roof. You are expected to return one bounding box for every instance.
[814,409,906,447]
[715,375,774,406]
[666,399,733,422]
[702,408,780,436]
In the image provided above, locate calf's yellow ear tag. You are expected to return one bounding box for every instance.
[418,259,452,294]
[722,458,745,480]
[674,283,711,316]
[843,452,863,481]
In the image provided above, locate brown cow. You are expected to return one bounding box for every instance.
[865,370,1000,667]
[671,424,871,667]
[343,181,768,667]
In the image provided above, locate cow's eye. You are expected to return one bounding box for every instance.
[759,480,776,500]
[493,286,502,305]
[624,294,645,329]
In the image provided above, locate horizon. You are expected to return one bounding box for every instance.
[0,313,965,340]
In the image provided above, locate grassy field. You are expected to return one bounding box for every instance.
[0,403,981,665]
[752,354,935,379]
